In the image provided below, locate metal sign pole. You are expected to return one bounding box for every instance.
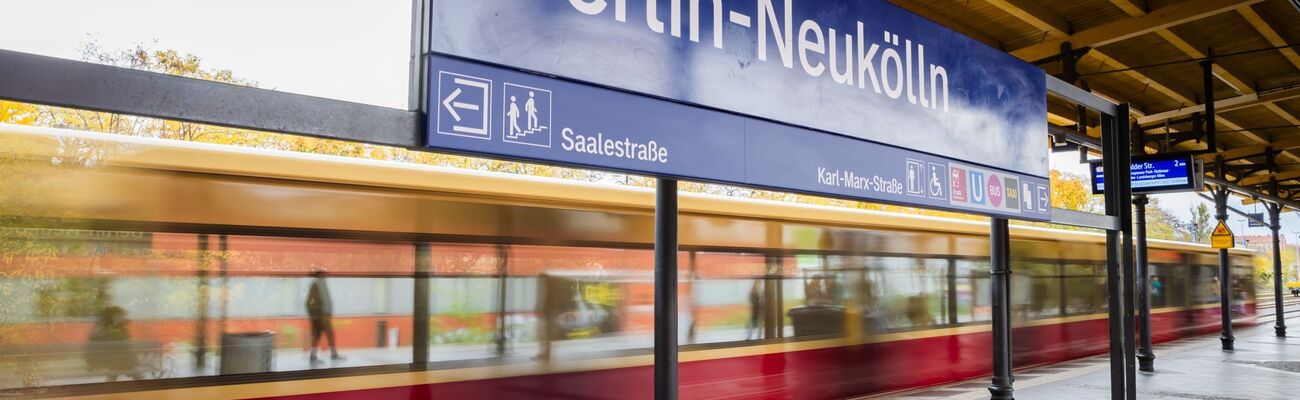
[1100,107,1132,400]
[1213,183,1235,350]
[655,178,679,400]
[1116,104,1137,400]
[1269,199,1287,337]
[1134,195,1155,372]
[988,218,1014,400]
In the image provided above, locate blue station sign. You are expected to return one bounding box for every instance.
[429,0,1049,177]
[425,0,1051,221]
[1091,154,1203,195]
[427,54,1051,220]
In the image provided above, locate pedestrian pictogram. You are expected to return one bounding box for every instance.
[1210,220,1234,249]
[503,83,553,147]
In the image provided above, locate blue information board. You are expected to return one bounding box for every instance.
[1091,155,1201,195]
[429,0,1048,178]
[427,54,1051,220]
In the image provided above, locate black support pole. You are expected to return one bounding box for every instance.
[655,178,679,400]
[1134,195,1155,372]
[195,234,210,370]
[1100,105,1133,400]
[413,243,430,364]
[1116,103,1137,400]
[495,244,509,355]
[1213,184,1235,350]
[1270,196,1287,337]
[988,218,1014,400]
[1202,55,1217,152]
[948,257,959,326]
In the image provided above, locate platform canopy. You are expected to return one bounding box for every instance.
[888,0,1300,207]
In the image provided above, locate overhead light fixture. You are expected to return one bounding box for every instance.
[1292,0,1300,14]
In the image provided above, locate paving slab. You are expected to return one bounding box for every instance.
[871,310,1300,400]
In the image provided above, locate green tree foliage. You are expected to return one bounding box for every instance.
[1253,246,1299,287]
[1049,170,1101,213]
[1186,203,1213,244]
[1142,197,1189,241]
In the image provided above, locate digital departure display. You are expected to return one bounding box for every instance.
[1091,154,1201,195]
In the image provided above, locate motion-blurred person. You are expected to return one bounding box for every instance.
[86,306,140,382]
[1150,276,1164,307]
[905,294,934,327]
[747,280,763,340]
[307,269,343,364]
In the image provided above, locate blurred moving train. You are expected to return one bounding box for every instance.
[0,124,1255,399]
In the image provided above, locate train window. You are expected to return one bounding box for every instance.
[1231,265,1254,317]
[505,245,654,361]
[954,260,991,324]
[1062,264,1105,315]
[0,229,416,389]
[1016,263,1061,319]
[855,257,950,332]
[1187,265,1220,305]
[685,251,769,345]
[1148,264,1185,308]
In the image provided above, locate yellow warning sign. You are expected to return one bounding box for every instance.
[1211,220,1234,249]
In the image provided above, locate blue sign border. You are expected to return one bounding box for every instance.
[429,0,1048,178]
[425,53,1051,221]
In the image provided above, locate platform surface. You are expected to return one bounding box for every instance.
[879,306,1300,400]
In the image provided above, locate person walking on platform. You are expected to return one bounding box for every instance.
[746,280,763,340]
[307,268,343,364]
[86,306,140,382]
[1151,275,1164,307]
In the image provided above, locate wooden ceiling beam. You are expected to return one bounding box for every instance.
[1090,0,1300,191]
[989,0,1269,151]
[1153,30,1249,94]
[1136,85,1300,125]
[982,0,1071,37]
[1083,51,1196,106]
[1238,168,1300,186]
[1143,14,1300,161]
[1108,0,1147,17]
[1237,4,1300,70]
[1199,137,1300,162]
[884,1,1002,49]
[1010,0,1265,60]
[1264,103,1300,125]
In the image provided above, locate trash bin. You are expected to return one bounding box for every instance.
[376,320,388,347]
[788,305,845,337]
[220,331,275,375]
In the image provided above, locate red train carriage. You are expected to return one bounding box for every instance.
[0,125,1255,399]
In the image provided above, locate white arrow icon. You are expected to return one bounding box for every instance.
[441,87,483,123]
[436,73,491,138]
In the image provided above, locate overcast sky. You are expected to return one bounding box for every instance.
[0,0,412,109]
[2,0,1298,242]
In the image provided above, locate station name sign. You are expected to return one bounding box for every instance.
[427,55,1050,220]
[567,0,956,115]
[425,0,1050,220]
[1091,154,1203,195]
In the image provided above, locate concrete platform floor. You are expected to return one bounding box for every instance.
[878,311,1300,399]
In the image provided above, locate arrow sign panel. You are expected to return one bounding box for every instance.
[436,72,492,139]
